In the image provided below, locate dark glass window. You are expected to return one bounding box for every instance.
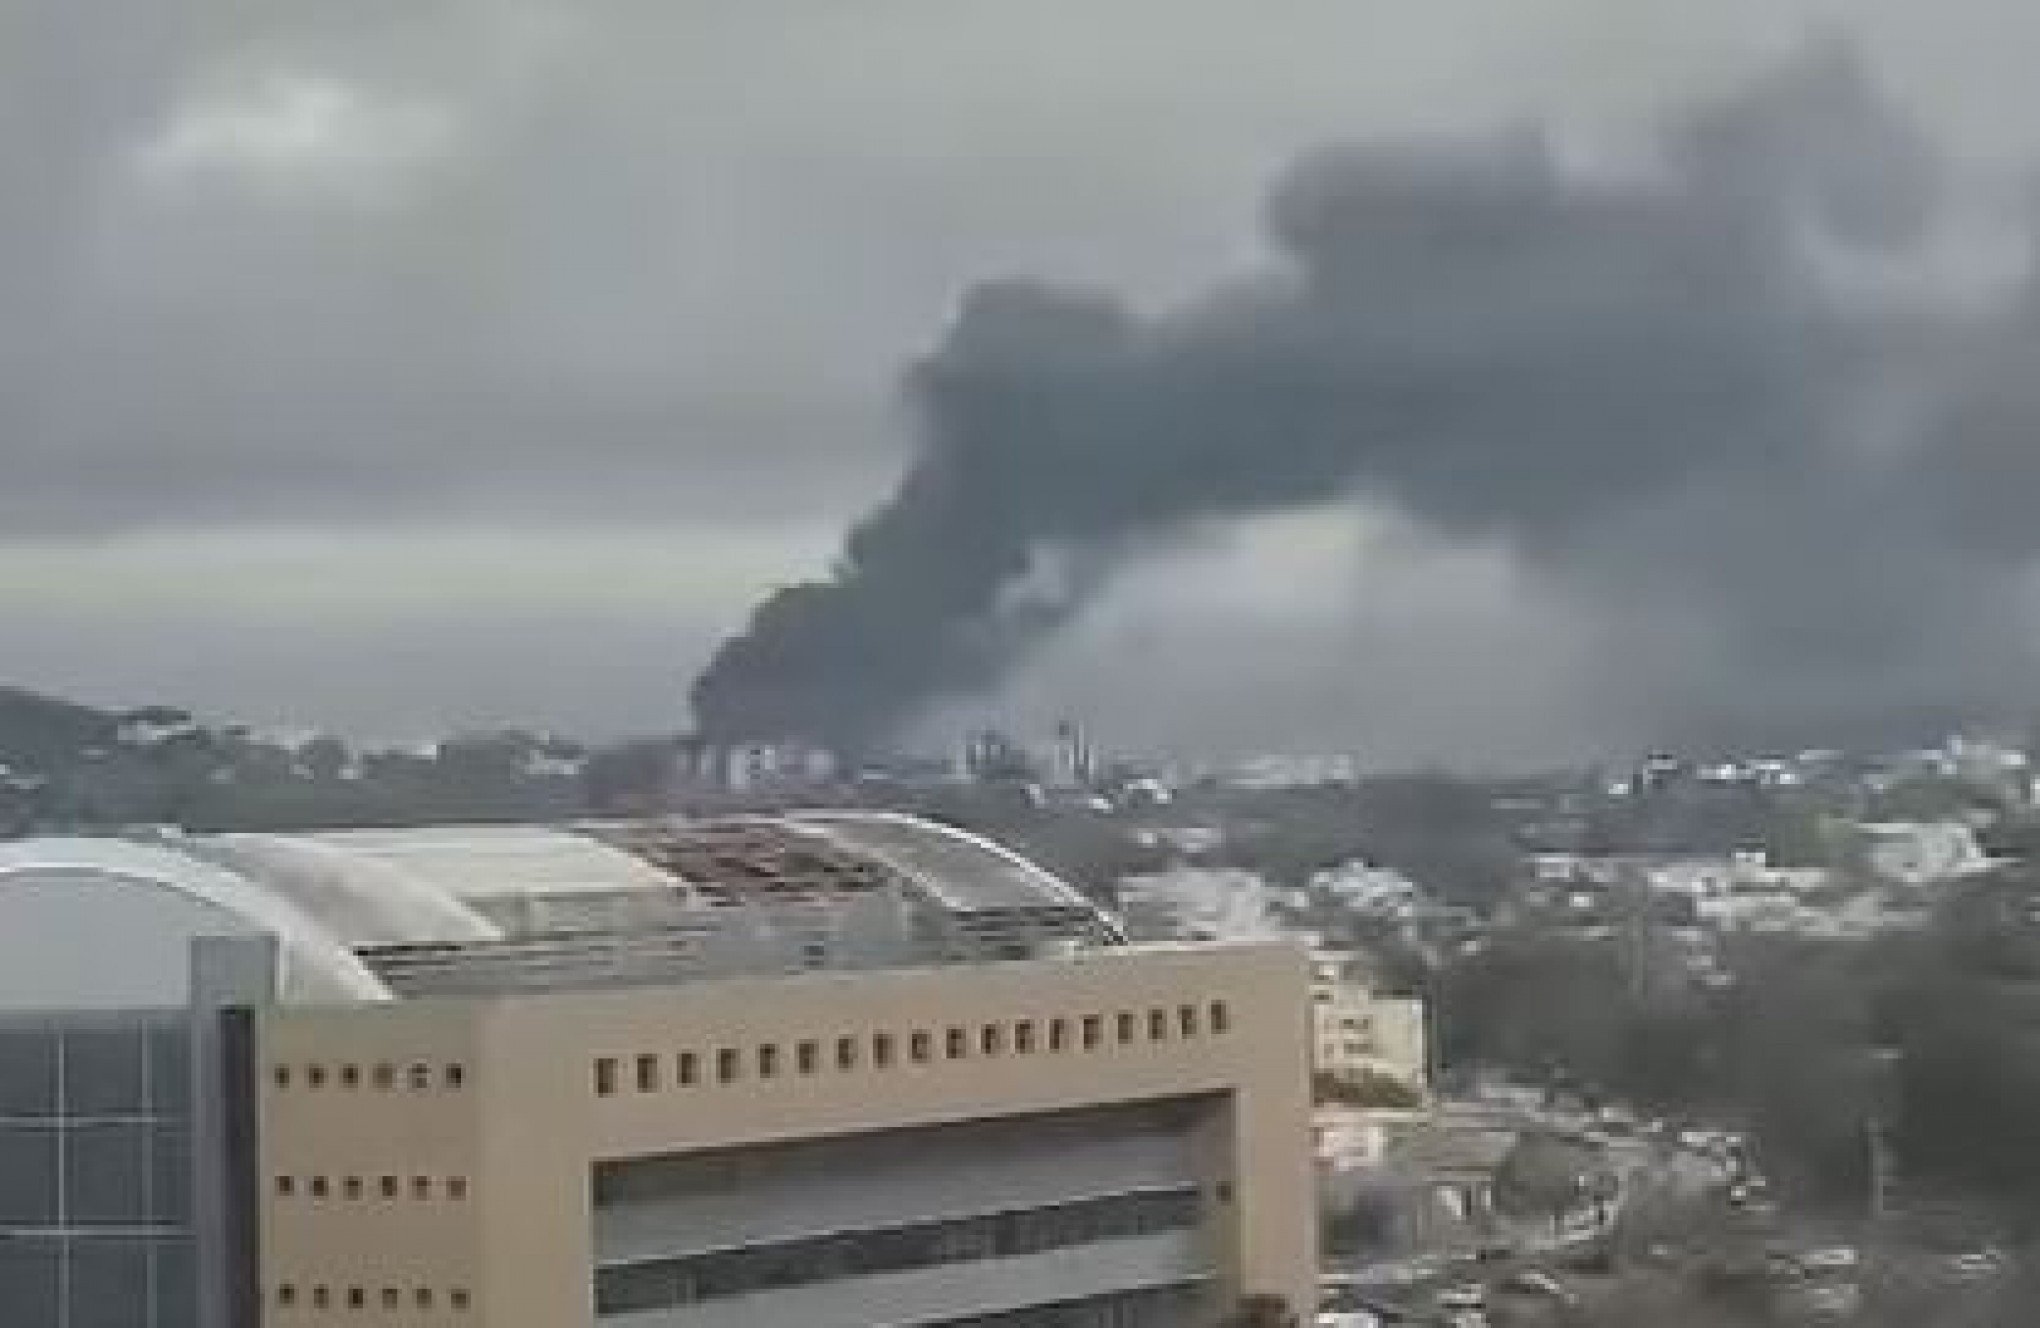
[0,1238,59,1326]
[593,1188,1200,1315]
[66,1027,146,1115]
[148,1025,191,1111]
[0,1127,58,1225]
[0,1032,57,1116]
[68,1238,149,1328]
[151,1122,191,1221]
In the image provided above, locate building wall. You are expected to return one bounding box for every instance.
[256,942,1313,1328]
[1310,959,1427,1094]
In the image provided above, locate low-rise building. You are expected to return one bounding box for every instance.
[1310,954,1427,1098]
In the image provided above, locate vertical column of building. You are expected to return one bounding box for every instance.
[189,934,278,1328]
[469,1000,596,1328]
[1224,945,1318,1319]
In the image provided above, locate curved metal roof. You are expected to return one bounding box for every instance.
[0,815,1113,1008]
[0,836,392,1003]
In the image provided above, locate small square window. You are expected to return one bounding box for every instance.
[1049,1018,1070,1052]
[343,1176,363,1200]
[1179,1004,1198,1037]
[1082,1015,1103,1049]
[1014,1021,1037,1054]
[312,1287,331,1309]
[1209,1001,1231,1034]
[380,1175,399,1200]
[796,1040,820,1075]
[277,1286,297,1308]
[448,1177,469,1201]
[272,1065,291,1090]
[275,1175,295,1198]
[677,1051,699,1086]
[412,1176,432,1200]
[872,1033,896,1069]
[981,1024,1004,1056]
[309,1176,330,1199]
[407,1062,432,1091]
[1116,1013,1137,1044]
[373,1063,396,1090]
[446,1064,467,1090]
[340,1064,360,1089]
[452,1289,472,1312]
[836,1036,858,1071]
[594,1058,619,1096]
[347,1287,365,1309]
[909,1031,932,1063]
[758,1044,781,1079]
[306,1065,327,1089]
[382,1288,401,1310]
[416,1289,434,1310]
[635,1054,660,1093]
[717,1048,742,1083]
[946,1027,968,1059]
[1148,1008,1169,1040]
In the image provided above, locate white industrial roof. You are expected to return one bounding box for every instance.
[0,815,1113,1009]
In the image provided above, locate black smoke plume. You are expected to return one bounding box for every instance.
[693,42,2040,753]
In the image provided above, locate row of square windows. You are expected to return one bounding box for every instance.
[594,1000,1232,1097]
[271,1062,467,1092]
[274,1285,471,1312]
[275,1174,469,1202]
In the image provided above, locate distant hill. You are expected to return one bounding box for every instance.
[0,685,115,774]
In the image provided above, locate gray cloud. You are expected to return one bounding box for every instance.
[10,3,2040,755]
[696,40,2040,753]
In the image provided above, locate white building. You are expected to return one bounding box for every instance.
[1859,821,1995,887]
[1310,953,1428,1097]
[1115,868,1288,944]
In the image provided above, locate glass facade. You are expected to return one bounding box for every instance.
[935,1285,1207,1327]
[0,1017,198,1328]
[595,1188,1200,1316]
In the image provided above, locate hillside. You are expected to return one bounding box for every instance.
[0,685,115,774]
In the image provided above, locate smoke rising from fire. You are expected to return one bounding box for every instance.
[692,42,2040,754]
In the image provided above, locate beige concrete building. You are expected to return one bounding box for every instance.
[1309,953,1427,1097]
[0,815,1315,1328]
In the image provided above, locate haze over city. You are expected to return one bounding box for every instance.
[13,3,2040,765]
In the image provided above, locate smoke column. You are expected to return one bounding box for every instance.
[693,42,2040,753]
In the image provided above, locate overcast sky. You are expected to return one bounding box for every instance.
[8,1,2040,765]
